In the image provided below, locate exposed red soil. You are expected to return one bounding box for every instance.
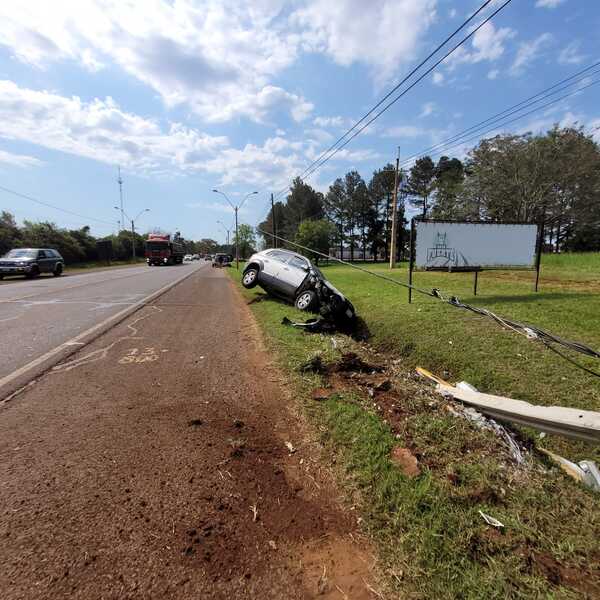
[0,268,376,599]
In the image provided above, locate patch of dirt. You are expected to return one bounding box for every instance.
[390,447,420,477]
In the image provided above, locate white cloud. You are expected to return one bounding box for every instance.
[445,22,516,69]
[558,41,585,65]
[0,80,228,171]
[0,149,44,168]
[313,115,347,128]
[510,33,553,76]
[292,0,437,84]
[535,0,566,8]
[0,1,312,124]
[419,102,436,118]
[432,71,444,85]
[487,69,500,80]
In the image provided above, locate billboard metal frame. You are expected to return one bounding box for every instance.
[407,218,543,303]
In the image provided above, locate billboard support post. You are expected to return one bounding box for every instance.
[408,217,416,304]
[473,269,479,296]
[534,221,544,293]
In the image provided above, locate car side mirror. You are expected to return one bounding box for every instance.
[302,265,310,272]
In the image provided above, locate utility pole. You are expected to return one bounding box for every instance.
[234,207,239,269]
[271,193,276,247]
[117,166,124,232]
[213,189,257,271]
[131,219,136,261]
[389,146,401,270]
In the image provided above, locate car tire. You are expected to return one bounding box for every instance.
[53,263,63,277]
[0,275,4,280]
[242,268,259,289]
[295,290,318,312]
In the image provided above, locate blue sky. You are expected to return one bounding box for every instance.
[0,0,598,243]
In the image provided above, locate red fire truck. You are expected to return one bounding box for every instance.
[144,234,185,266]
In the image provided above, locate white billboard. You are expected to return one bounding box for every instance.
[415,221,538,269]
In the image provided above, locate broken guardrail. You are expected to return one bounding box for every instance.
[416,367,600,444]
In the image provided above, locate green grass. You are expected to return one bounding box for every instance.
[228,253,600,599]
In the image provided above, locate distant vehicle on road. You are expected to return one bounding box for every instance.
[192,254,200,261]
[241,249,355,321]
[204,255,212,261]
[0,248,64,280]
[145,234,185,266]
[184,254,193,262]
[212,253,232,268]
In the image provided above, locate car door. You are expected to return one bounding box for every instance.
[259,251,289,290]
[278,255,310,298]
[37,250,50,273]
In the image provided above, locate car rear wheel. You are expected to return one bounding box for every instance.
[53,263,63,277]
[242,268,259,289]
[295,290,318,311]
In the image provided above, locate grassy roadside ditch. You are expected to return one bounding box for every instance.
[228,257,600,599]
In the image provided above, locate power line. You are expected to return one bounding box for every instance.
[264,0,515,214]
[254,227,600,378]
[399,62,600,167]
[0,184,116,227]
[400,76,600,167]
[291,0,497,185]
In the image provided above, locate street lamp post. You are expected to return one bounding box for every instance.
[216,220,232,247]
[212,189,257,269]
[115,207,150,261]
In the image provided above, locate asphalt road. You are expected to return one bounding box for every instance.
[0,262,207,380]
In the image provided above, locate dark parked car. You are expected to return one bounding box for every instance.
[0,248,64,279]
[212,253,232,268]
[241,249,355,322]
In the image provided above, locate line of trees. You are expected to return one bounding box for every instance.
[0,212,228,263]
[258,125,600,258]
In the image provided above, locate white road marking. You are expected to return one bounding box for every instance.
[0,265,204,396]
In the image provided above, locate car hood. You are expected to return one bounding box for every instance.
[0,257,34,263]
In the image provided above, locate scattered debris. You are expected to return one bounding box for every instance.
[250,504,259,522]
[479,510,504,529]
[390,446,420,477]
[233,419,244,429]
[311,387,330,401]
[416,366,600,444]
[332,352,383,374]
[188,419,203,427]
[539,448,600,492]
[285,441,297,454]
[268,540,277,550]
[298,355,325,374]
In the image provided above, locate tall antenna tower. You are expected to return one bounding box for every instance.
[117,166,124,232]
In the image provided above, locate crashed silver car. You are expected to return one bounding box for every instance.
[242,249,355,322]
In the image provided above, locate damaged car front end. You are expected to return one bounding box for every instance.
[242,249,356,328]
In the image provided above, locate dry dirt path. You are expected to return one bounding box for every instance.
[0,266,375,599]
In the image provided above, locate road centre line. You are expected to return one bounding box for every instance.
[0,264,205,400]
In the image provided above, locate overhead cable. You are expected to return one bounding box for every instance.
[254,227,600,378]
[0,184,116,227]
[267,0,515,209]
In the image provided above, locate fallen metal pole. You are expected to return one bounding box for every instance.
[417,367,600,444]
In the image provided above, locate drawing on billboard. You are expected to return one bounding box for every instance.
[415,221,538,269]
